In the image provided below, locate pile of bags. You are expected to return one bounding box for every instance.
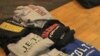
[0,5,100,56]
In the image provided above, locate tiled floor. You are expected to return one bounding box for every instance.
[0,0,71,18]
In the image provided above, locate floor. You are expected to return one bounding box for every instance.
[0,0,100,56]
[51,1,100,50]
[0,0,71,18]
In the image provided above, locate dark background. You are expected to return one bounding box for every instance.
[0,0,71,18]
